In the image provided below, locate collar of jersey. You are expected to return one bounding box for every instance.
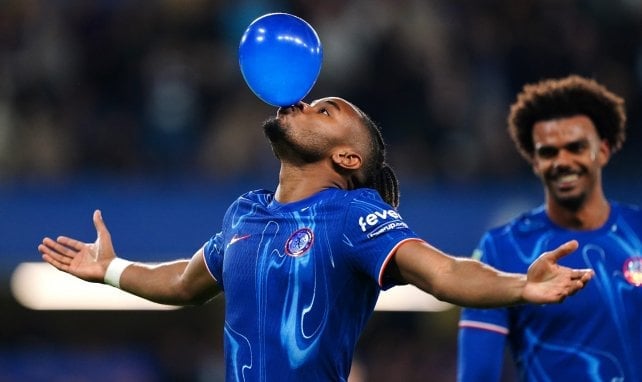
[267,188,339,211]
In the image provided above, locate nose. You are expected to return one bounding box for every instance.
[293,101,308,111]
[552,149,573,169]
[288,101,309,114]
[277,101,307,117]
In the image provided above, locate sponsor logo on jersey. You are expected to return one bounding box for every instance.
[357,208,408,238]
[285,228,314,257]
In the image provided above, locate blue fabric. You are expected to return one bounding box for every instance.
[458,202,642,382]
[457,327,506,381]
[203,188,421,381]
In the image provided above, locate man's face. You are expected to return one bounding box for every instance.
[531,115,610,210]
[263,97,365,163]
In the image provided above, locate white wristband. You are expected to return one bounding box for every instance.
[104,258,133,288]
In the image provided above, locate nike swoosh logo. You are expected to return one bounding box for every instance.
[227,234,251,248]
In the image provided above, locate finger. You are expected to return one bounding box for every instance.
[568,279,588,296]
[40,237,72,257]
[41,250,69,270]
[39,241,74,269]
[93,209,110,237]
[580,269,595,282]
[40,237,59,250]
[57,236,86,251]
[543,240,579,262]
[41,237,77,258]
[570,269,593,280]
[38,242,55,257]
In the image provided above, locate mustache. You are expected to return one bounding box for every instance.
[546,166,583,179]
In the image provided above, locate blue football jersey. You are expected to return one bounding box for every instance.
[459,202,642,381]
[203,188,422,381]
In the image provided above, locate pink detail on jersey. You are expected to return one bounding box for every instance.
[458,320,509,335]
[377,238,425,287]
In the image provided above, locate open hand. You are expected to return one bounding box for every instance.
[523,240,594,304]
[38,210,115,283]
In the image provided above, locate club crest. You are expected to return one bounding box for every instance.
[623,257,642,287]
[285,228,314,257]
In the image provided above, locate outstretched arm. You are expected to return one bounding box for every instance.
[38,210,221,306]
[390,239,593,307]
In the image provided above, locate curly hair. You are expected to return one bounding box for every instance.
[507,75,627,161]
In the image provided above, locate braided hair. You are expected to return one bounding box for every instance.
[359,114,401,208]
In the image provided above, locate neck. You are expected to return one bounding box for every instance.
[546,189,610,230]
[274,162,348,204]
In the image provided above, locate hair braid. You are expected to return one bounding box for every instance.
[372,163,400,208]
[359,114,401,208]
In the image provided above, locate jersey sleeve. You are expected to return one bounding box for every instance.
[457,327,506,382]
[202,232,225,290]
[457,232,509,381]
[341,189,422,290]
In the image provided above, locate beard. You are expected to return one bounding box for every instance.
[551,191,586,211]
[262,117,286,148]
[261,117,325,163]
[544,167,589,212]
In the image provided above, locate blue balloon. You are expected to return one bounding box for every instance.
[239,13,323,107]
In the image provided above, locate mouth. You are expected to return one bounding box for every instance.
[276,107,289,117]
[550,172,580,191]
[276,102,303,117]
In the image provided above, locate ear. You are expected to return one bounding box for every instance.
[531,161,541,177]
[597,139,611,166]
[332,149,363,170]
[529,156,541,177]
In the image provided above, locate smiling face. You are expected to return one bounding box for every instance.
[263,97,369,164]
[531,115,610,210]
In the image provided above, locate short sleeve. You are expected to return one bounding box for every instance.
[341,189,421,290]
[203,232,225,290]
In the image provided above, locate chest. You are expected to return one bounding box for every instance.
[221,207,346,298]
[509,235,642,333]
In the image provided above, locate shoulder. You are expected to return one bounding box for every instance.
[345,188,392,208]
[306,188,391,210]
[319,187,382,201]
[610,201,642,226]
[475,206,548,256]
[473,206,548,265]
[234,189,274,205]
[240,188,274,199]
[484,205,549,239]
[221,189,274,219]
[611,200,642,215]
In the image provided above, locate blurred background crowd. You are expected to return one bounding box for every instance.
[1,0,642,381]
[2,0,641,184]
